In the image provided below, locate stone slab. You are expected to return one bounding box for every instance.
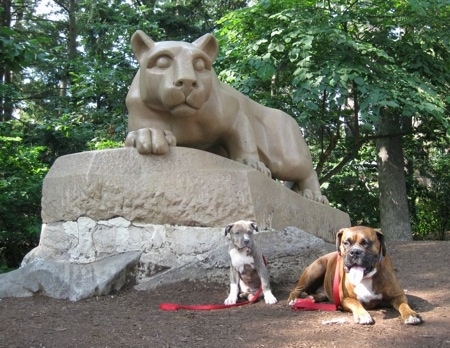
[42,147,350,243]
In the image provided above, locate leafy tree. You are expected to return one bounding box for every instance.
[0,0,249,270]
[216,0,449,240]
[0,121,47,269]
[1,0,449,272]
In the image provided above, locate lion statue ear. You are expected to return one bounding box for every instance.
[192,33,219,62]
[130,30,156,63]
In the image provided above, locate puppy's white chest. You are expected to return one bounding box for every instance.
[229,249,254,273]
[354,278,382,303]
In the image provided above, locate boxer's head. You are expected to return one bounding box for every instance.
[336,226,386,276]
[225,220,258,252]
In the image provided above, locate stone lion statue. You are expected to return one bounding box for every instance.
[125,30,328,204]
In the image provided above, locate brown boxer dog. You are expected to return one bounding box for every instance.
[287,226,422,325]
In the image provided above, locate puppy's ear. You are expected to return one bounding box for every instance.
[250,222,258,232]
[336,228,345,255]
[225,224,233,236]
[375,228,386,256]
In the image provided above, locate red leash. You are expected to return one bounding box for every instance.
[291,252,341,311]
[159,286,262,311]
[160,255,267,311]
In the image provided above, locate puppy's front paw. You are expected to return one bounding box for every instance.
[224,296,237,305]
[264,291,278,305]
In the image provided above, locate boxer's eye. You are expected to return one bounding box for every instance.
[361,239,370,247]
[343,240,350,247]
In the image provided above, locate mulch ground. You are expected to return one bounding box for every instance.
[0,241,449,348]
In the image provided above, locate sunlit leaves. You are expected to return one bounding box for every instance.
[216,0,449,234]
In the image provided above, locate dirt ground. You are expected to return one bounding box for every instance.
[0,241,449,348]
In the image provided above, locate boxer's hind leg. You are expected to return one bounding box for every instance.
[287,258,328,305]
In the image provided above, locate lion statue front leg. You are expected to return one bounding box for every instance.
[125,128,177,155]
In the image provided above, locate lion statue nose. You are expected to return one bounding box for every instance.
[174,78,198,96]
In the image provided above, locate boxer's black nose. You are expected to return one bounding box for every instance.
[349,249,362,257]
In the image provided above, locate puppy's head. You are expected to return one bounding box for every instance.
[336,226,386,277]
[225,220,258,252]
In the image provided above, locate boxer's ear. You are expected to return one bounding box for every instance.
[250,222,258,232]
[225,224,233,236]
[336,228,345,255]
[375,229,386,256]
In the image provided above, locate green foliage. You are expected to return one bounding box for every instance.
[0,0,248,269]
[1,0,449,272]
[0,121,48,270]
[410,142,450,239]
[216,0,449,236]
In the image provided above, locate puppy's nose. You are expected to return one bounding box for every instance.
[349,249,362,257]
[243,239,250,245]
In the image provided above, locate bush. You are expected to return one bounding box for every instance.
[0,121,48,271]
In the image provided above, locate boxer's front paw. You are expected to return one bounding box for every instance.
[399,305,423,325]
[353,310,374,325]
[264,290,278,304]
[404,314,422,325]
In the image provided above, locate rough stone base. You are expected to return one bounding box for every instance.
[41,147,349,242]
[21,217,334,293]
[0,147,349,301]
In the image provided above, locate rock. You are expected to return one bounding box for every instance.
[41,147,350,242]
[135,226,335,291]
[0,147,350,300]
[0,251,141,301]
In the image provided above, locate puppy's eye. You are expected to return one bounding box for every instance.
[343,240,350,247]
[247,230,253,235]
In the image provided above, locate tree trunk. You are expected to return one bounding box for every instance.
[55,0,77,97]
[376,109,412,241]
[0,0,13,120]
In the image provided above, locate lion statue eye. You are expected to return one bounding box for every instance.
[193,58,208,72]
[154,55,172,69]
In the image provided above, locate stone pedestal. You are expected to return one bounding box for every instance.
[42,147,350,243]
[1,147,350,300]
